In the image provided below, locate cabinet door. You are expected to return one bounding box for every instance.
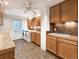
[31,32,36,43]
[34,16,41,26]
[61,0,77,22]
[27,20,33,29]
[57,41,77,59]
[0,51,15,59]
[50,4,60,23]
[57,41,64,58]
[47,36,57,54]
[71,0,78,20]
[54,5,61,22]
[5,51,15,59]
[50,6,55,23]
[0,12,3,25]
[0,4,3,26]
[35,33,40,45]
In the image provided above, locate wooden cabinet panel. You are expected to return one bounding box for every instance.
[57,41,64,58]
[0,4,3,26]
[47,35,57,40]
[57,41,77,59]
[71,0,78,20]
[61,1,70,21]
[46,34,77,59]
[50,0,77,23]
[5,51,14,59]
[36,33,40,45]
[27,20,33,30]
[31,32,36,43]
[47,36,57,54]
[0,54,5,59]
[0,51,15,59]
[31,32,40,45]
[27,16,41,30]
[50,4,60,23]
[61,0,78,22]
[34,16,41,26]
[50,6,55,23]
[0,12,3,25]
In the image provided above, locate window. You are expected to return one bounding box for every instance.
[13,19,22,32]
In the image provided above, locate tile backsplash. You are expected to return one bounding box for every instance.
[52,21,78,36]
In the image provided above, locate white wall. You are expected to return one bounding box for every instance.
[0,16,13,33]
[0,16,14,40]
[0,15,25,40]
[40,6,50,50]
[22,19,28,30]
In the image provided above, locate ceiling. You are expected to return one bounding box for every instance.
[4,0,64,9]
[4,0,64,18]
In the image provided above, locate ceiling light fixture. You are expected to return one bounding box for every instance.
[4,1,8,5]
[48,0,51,2]
[0,0,8,5]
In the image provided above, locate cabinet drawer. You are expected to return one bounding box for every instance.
[58,38,77,46]
[36,33,40,35]
[47,35,57,40]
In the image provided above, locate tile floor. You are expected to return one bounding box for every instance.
[14,39,61,59]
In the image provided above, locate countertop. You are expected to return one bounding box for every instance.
[48,33,78,42]
[0,33,15,54]
[26,30,40,33]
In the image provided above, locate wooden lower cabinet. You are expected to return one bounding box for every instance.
[0,51,15,59]
[31,32,36,43]
[31,32,40,45]
[47,35,57,54]
[46,35,77,59]
[57,41,77,59]
[36,33,40,45]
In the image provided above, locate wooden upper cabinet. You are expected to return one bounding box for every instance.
[0,4,3,26]
[50,0,78,23]
[61,0,78,22]
[27,16,41,30]
[0,12,3,26]
[27,20,33,29]
[34,16,41,26]
[50,4,60,23]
